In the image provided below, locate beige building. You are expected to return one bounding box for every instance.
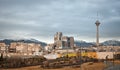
[9,42,42,55]
[0,42,6,53]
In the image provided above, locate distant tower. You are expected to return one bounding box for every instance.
[95,20,100,47]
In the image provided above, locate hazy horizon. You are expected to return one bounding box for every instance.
[0,0,120,43]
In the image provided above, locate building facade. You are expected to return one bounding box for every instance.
[9,42,42,55]
[0,42,6,53]
[54,32,74,49]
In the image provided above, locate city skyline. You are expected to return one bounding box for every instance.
[0,0,120,43]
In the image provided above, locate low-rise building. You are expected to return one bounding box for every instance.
[0,42,6,53]
[9,42,42,55]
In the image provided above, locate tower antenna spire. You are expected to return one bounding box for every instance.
[97,11,99,20]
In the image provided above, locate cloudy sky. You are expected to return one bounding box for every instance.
[0,0,120,43]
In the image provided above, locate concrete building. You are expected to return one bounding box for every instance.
[54,32,63,42]
[54,32,74,49]
[9,42,42,55]
[62,36,74,48]
[0,42,6,53]
[9,42,25,53]
[54,41,63,49]
[45,45,53,52]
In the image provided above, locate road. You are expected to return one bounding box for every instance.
[105,65,120,70]
[104,61,120,70]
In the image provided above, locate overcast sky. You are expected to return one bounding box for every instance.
[0,0,120,43]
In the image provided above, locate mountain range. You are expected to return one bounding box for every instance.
[0,39,120,47]
[74,40,95,47]
[101,40,120,46]
[75,40,120,47]
[0,39,47,47]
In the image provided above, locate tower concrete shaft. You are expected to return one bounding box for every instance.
[95,20,100,47]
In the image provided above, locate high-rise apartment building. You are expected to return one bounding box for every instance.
[54,32,74,49]
[54,32,63,42]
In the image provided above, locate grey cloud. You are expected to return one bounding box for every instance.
[0,0,120,43]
